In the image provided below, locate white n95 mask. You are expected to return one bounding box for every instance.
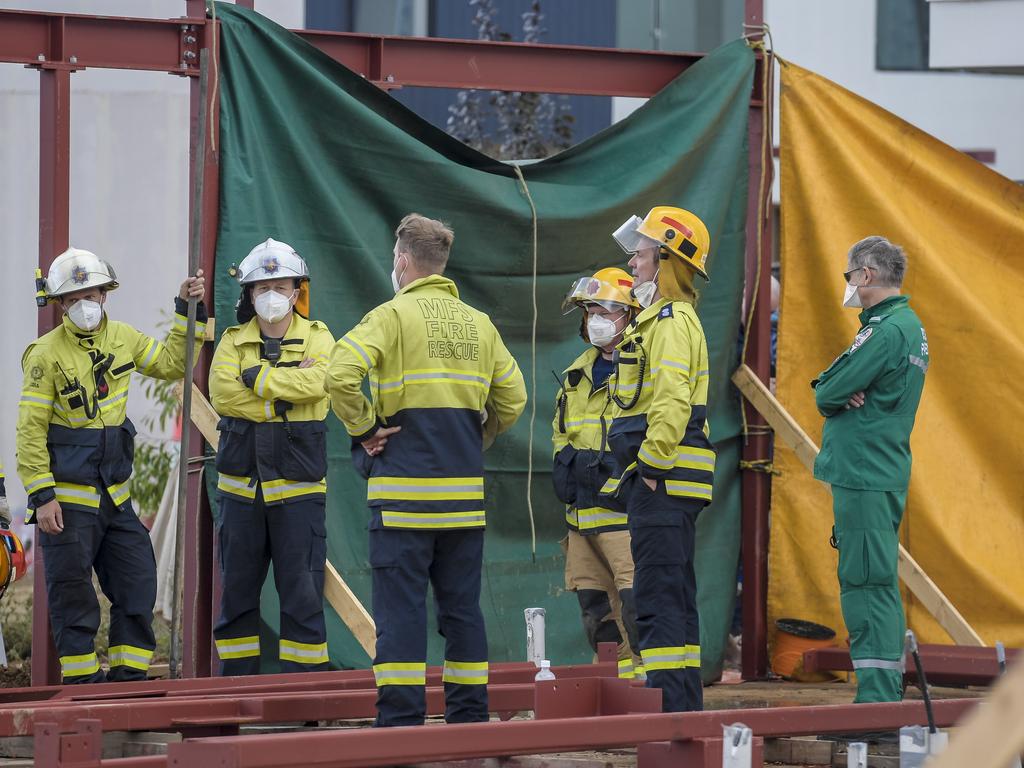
[632,269,660,309]
[587,315,620,347]
[254,290,293,323]
[68,299,103,331]
[843,282,863,308]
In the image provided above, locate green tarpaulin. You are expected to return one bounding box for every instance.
[211,3,753,681]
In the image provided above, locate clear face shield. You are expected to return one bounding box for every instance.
[612,214,660,255]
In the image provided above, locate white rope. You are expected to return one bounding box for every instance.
[512,164,538,557]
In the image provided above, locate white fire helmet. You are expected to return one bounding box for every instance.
[45,247,119,300]
[233,238,310,285]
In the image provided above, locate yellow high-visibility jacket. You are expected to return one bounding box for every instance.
[601,298,716,505]
[551,347,626,534]
[209,313,334,505]
[326,275,526,530]
[0,461,8,524]
[17,301,207,517]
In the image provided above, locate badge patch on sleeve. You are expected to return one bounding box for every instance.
[849,327,873,352]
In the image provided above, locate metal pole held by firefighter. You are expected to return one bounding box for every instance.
[170,47,210,680]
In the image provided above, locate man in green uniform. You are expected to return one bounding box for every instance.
[812,236,929,703]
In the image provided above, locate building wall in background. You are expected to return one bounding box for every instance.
[766,0,1024,184]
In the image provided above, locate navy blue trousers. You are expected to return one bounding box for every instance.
[39,495,156,684]
[215,492,328,675]
[369,527,488,727]
[628,479,703,712]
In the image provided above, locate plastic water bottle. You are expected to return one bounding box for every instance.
[534,659,555,682]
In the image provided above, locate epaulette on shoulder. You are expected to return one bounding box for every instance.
[658,304,674,320]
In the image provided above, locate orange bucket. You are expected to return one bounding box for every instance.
[770,618,840,682]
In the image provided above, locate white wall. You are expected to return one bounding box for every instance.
[614,2,1024,190]
[765,0,1024,183]
[929,0,1024,70]
[0,1,302,517]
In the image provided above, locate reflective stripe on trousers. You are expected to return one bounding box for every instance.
[374,662,427,687]
[852,657,903,671]
[215,635,260,660]
[280,639,329,665]
[108,644,154,671]
[441,660,488,685]
[640,644,701,671]
[60,652,100,678]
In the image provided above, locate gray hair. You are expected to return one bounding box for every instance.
[848,236,906,287]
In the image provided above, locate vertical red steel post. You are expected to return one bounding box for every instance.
[740,0,774,681]
[32,54,73,687]
[181,1,220,678]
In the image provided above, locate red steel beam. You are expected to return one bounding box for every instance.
[740,0,774,681]
[0,683,543,737]
[0,9,701,96]
[0,10,198,73]
[164,699,978,768]
[803,644,1020,687]
[32,41,75,687]
[298,31,700,96]
[0,661,617,706]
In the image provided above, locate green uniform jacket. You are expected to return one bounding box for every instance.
[813,295,929,491]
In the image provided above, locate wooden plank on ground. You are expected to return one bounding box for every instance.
[178,385,377,658]
[731,364,985,647]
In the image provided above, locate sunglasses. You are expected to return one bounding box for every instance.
[843,265,873,283]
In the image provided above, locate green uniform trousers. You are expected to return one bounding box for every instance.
[832,486,906,703]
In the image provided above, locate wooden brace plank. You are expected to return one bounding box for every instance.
[177,384,377,657]
[732,364,985,647]
[930,654,1024,768]
[324,561,377,659]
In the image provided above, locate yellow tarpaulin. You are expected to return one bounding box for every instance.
[771,61,1024,655]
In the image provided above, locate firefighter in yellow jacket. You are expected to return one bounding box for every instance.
[602,207,716,713]
[210,238,335,675]
[0,462,8,527]
[326,213,526,727]
[554,267,642,679]
[17,247,206,683]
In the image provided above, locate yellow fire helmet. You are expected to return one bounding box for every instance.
[612,206,711,280]
[0,525,26,602]
[561,267,639,315]
[43,247,119,301]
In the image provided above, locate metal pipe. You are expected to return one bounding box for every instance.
[906,630,936,734]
